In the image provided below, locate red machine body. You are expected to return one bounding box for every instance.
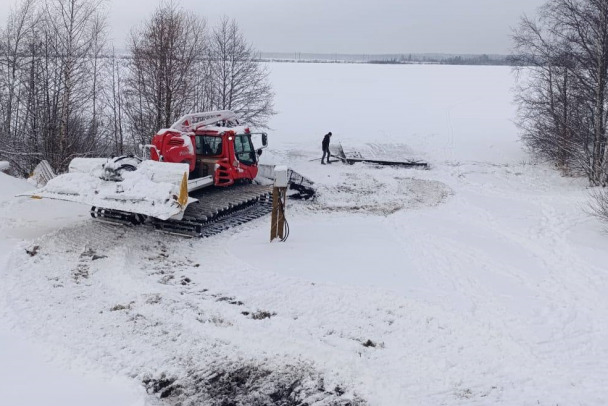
[149,112,266,187]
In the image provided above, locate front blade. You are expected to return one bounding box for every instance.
[19,160,191,221]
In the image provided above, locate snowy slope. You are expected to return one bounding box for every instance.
[2,63,608,405]
[0,173,148,406]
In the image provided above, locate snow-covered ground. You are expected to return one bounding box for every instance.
[0,174,148,406]
[2,63,608,405]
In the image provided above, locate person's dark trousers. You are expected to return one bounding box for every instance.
[322,148,331,164]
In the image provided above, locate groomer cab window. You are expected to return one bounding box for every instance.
[234,134,256,165]
[196,135,222,156]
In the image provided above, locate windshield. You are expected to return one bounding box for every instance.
[234,134,256,166]
[196,135,222,156]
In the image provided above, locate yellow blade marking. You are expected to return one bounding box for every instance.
[178,172,188,208]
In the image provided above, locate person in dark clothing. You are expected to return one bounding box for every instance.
[321,132,332,164]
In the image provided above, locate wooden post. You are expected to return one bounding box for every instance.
[270,186,287,242]
[270,165,289,242]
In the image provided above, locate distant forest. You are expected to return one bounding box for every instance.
[258,52,514,66]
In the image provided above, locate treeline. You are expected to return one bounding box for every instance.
[513,0,608,185]
[0,0,274,176]
[259,52,515,66]
[368,54,512,66]
[512,0,608,220]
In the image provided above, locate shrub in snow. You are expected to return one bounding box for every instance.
[588,188,608,223]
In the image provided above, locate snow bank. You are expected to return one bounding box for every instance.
[0,172,89,240]
[0,171,31,196]
[0,161,9,172]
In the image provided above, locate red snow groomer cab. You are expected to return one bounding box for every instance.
[149,110,267,188]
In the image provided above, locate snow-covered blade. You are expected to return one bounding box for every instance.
[19,158,193,221]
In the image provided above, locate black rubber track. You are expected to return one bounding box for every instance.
[90,183,273,238]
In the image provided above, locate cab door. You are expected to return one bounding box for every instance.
[234,134,257,166]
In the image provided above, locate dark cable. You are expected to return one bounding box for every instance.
[277,188,289,242]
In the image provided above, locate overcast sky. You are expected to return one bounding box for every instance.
[1,0,546,54]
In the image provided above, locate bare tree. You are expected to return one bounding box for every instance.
[513,0,608,186]
[45,0,105,169]
[207,17,275,127]
[0,0,38,173]
[88,11,108,146]
[0,0,109,173]
[124,8,275,148]
[1,0,35,136]
[104,47,126,154]
[513,10,581,174]
[124,2,207,146]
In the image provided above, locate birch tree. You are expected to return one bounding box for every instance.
[513,0,608,186]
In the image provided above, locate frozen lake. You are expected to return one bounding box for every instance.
[266,62,522,163]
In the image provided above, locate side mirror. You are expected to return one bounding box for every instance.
[261,133,268,147]
[257,148,263,156]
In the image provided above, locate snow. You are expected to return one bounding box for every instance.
[180,133,195,155]
[265,63,523,170]
[2,63,608,405]
[0,327,146,406]
[0,160,9,172]
[0,173,148,406]
[23,160,191,220]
